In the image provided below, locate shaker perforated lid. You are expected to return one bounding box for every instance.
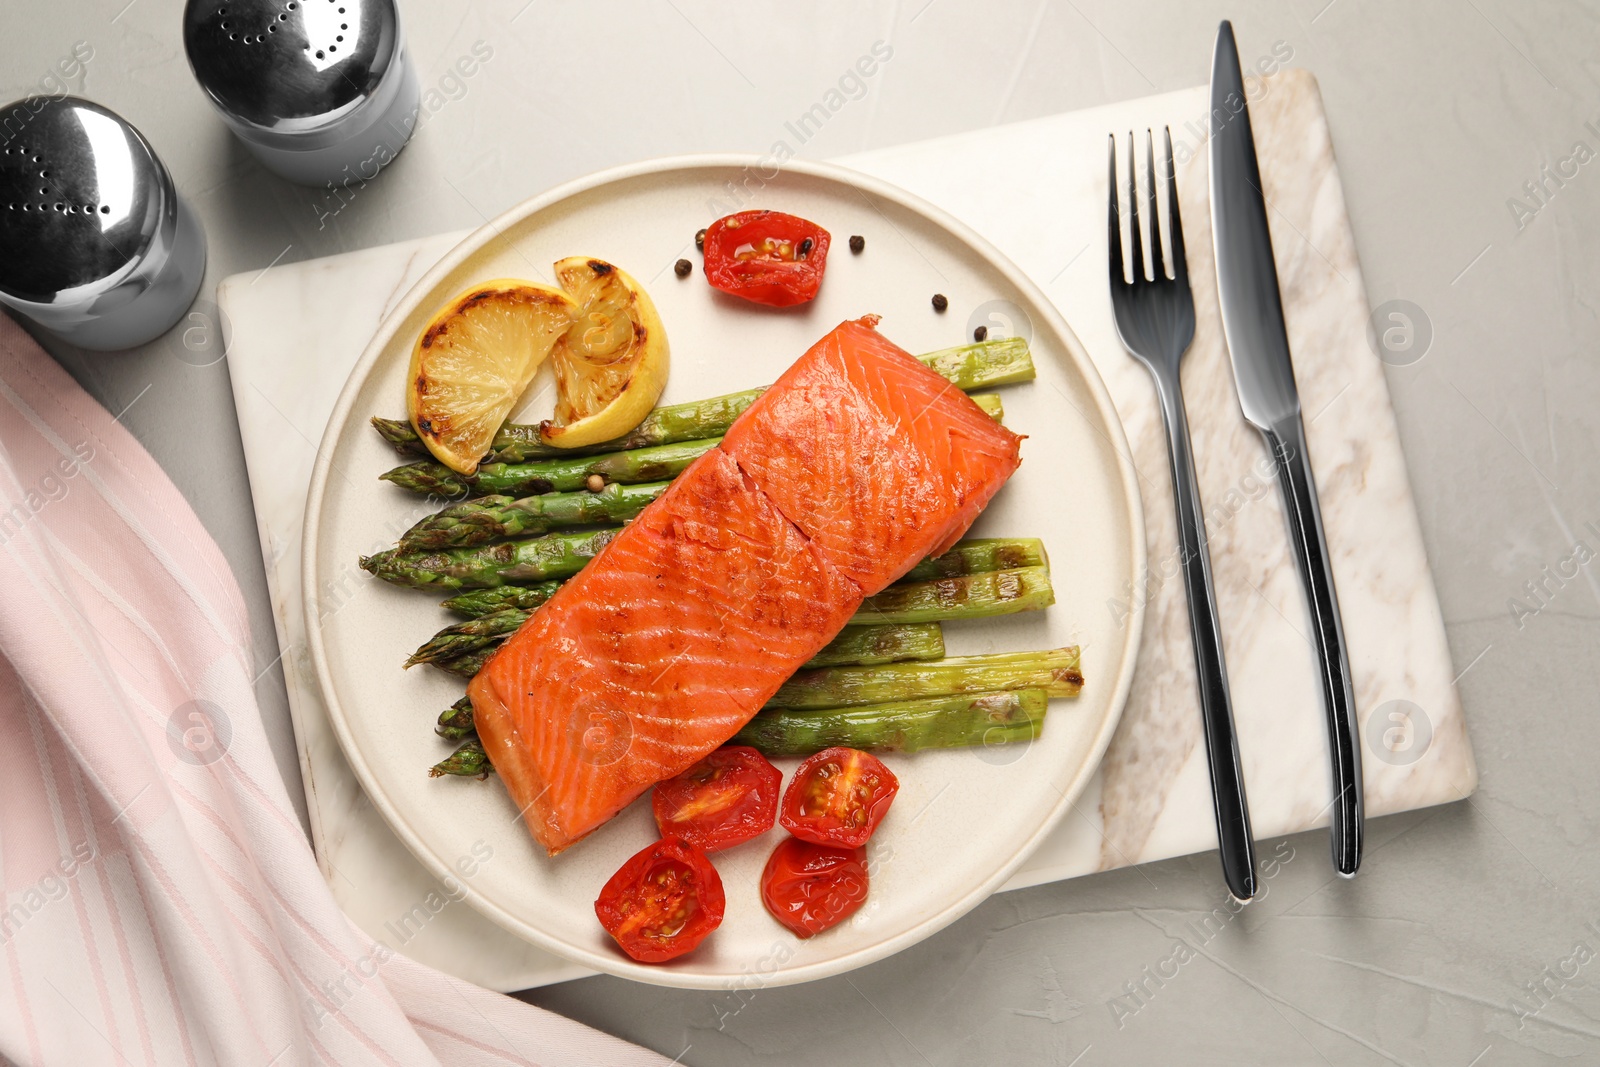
[0,96,168,303]
[183,0,402,132]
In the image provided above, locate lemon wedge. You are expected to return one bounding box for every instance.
[407,279,577,475]
[539,257,670,449]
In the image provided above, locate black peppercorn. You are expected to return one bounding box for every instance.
[974,325,988,342]
[931,293,948,312]
[849,235,865,254]
[695,228,706,251]
[675,258,692,278]
[798,237,813,258]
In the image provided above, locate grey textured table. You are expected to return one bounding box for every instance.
[7,2,1598,1064]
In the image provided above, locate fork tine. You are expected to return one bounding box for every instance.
[1107,134,1125,287]
[1126,131,1143,283]
[1145,129,1165,282]
[1163,126,1188,283]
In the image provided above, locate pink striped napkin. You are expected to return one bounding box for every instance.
[0,314,669,1066]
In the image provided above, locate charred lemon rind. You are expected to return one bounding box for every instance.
[538,257,671,450]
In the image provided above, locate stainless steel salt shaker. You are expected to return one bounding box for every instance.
[183,0,420,187]
[0,97,207,351]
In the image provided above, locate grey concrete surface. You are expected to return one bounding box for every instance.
[4,1,1598,1063]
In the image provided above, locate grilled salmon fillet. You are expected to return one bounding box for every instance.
[469,316,1023,854]
[718,316,1024,590]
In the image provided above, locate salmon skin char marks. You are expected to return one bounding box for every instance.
[470,316,1023,855]
[718,315,1024,595]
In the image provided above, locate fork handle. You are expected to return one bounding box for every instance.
[1153,372,1257,902]
[1264,415,1364,877]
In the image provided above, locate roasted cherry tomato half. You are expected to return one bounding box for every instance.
[652,746,782,852]
[593,838,725,963]
[702,210,831,307]
[778,746,899,848]
[761,837,869,938]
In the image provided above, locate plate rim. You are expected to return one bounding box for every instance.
[302,152,1147,989]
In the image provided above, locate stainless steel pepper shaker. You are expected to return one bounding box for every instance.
[0,97,207,351]
[183,0,420,187]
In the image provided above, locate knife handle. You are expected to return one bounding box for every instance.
[1154,374,1257,902]
[1266,415,1364,876]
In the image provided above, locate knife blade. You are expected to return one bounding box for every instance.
[1208,20,1364,877]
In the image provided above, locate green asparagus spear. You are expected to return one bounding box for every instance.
[798,623,944,668]
[372,336,1033,460]
[436,697,475,740]
[491,390,754,462]
[970,392,1003,422]
[440,585,561,617]
[848,566,1054,626]
[397,481,668,551]
[371,416,429,454]
[428,537,1049,604]
[381,383,1009,500]
[380,438,720,497]
[427,622,944,677]
[767,647,1082,709]
[430,688,1045,768]
[433,649,492,679]
[429,737,490,777]
[899,538,1048,582]
[385,531,1036,604]
[433,538,1051,618]
[407,611,527,667]
[379,391,1002,468]
[418,566,1052,663]
[437,581,563,620]
[920,336,1036,389]
[361,528,618,591]
[733,689,1049,756]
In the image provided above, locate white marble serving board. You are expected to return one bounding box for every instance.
[222,69,1476,993]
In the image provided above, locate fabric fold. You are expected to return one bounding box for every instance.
[0,314,668,1067]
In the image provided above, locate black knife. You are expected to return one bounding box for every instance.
[1208,20,1363,877]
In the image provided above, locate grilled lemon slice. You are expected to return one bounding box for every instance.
[407,279,578,475]
[539,257,670,450]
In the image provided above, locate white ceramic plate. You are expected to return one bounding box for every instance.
[303,156,1145,989]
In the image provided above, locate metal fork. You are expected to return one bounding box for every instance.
[1108,128,1256,902]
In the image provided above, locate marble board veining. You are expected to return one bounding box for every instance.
[221,70,1475,993]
